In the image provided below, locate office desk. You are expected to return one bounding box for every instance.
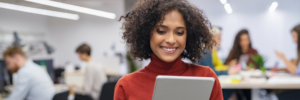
[0,84,69,100]
[221,83,300,89]
[221,83,300,100]
[220,75,300,100]
[55,84,68,93]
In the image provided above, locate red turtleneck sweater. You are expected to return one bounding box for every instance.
[114,54,223,100]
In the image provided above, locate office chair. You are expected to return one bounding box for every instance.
[99,81,118,100]
[53,91,93,100]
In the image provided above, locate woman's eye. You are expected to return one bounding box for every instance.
[176,32,184,35]
[156,29,166,34]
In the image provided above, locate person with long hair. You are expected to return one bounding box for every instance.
[114,0,223,100]
[224,29,258,100]
[224,29,258,68]
[197,27,239,76]
[197,27,239,100]
[276,24,300,75]
[274,24,300,100]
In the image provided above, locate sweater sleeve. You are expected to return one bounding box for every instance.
[196,51,228,76]
[212,49,228,71]
[208,68,224,100]
[207,62,228,76]
[114,76,127,100]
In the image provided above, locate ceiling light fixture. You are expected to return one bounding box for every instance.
[224,3,233,14]
[0,2,79,20]
[25,0,116,19]
[220,0,227,4]
[269,2,278,12]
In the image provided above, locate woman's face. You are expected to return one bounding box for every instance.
[239,34,250,49]
[213,33,222,46]
[292,31,298,44]
[150,10,187,62]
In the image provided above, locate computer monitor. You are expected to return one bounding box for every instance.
[0,60,13,92]
[33,59,55,81]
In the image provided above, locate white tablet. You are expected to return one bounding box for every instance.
[152,76,215,100]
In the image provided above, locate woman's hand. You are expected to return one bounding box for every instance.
[68,85,76,91]
[228,67,240,75]
[276,51,286,60]
[276,51,298,74]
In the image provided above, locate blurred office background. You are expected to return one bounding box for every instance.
[0,0,299,100]
[1,0,299,70]
[190,0,300,68]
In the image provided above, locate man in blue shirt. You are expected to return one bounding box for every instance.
[3,46,54,100]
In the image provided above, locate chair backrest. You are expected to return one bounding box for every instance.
[75,94,93,100]
[53,91,93,100]
[99,81,118,100]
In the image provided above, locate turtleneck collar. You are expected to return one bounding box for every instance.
[145,54,187,75]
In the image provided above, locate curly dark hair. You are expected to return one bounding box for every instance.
[120,0,214,63]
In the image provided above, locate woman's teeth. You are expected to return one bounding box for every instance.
[162,47,176,51]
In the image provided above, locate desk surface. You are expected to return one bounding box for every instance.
[221,83,300,89]
[220,71,300,89]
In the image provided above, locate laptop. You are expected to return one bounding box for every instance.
[152,76,215,100]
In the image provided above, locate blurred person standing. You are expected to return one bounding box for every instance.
[3,46,54,100]
[69,43,107,100]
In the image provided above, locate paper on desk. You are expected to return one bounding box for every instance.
[64,72,84,88]
[268,76,300,84]
[218,75,242,84]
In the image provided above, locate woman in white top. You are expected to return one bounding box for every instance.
[67,44,107,100]
[276,24,300,75]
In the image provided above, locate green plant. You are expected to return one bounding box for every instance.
[126,53,138,73]
[250,54,267,72]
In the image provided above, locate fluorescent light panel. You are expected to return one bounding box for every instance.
[269,2,278,12]
[0,2,79,20]
[25,0,116,19]
[224,3,232,14]
[220,0,227,4]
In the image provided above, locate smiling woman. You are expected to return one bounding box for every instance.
[114,0,223,100]
[150,11,187,62]
[120,0,214,63]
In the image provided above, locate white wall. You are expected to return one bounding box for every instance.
[188,0,300,67]
[0,7,48,33]
[0,0,126,67]
[0,3,50,59]
[46,0,126,66]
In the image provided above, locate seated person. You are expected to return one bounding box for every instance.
[274,24,300,100]
[276,24,300,75]
[197,27,239,76]
[69,43,108,100]
[197,27,239,100]
[114,0,223,99]
[3,46,54,100]
[224,29,258,69]
[224,29,259,100]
